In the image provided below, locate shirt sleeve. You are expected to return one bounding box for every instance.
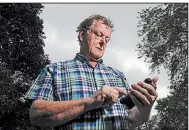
[24,65,54,101]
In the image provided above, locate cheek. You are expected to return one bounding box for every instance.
[88,38,96,49]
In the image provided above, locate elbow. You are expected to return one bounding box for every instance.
[29,100,52,127]
[29,107,61,127]
[29,99,66,127]
[29,109,54,127]
[29,107,43,126]
[29,101,40,126]
[29,108,53,127]
[128,107,150,128]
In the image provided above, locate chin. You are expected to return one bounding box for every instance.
[91,51,104,59]
[95,55,103,59]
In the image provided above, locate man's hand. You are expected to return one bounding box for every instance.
[128,77,159,129]
[129,76,158,105]
[100,86,127,107]
[88,86,126,109]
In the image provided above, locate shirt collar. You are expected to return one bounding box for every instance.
[75,53,103,64]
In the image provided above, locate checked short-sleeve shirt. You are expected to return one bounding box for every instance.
[25,53,132,130]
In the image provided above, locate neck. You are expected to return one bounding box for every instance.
[88,56,99,62]
[79,51,99,68]
[90,61,98,68]
[79,50,100,61]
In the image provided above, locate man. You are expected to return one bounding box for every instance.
[25,14,158,130]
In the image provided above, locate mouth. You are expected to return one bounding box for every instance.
[96,47,103,51]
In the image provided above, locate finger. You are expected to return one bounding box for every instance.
[129,87,150,105]
[113,87,127,95]
[138,82,156,96]
[101,86,116,96]
[96,91,107,101]
[110,90,119,99]
[152,76,158,90]
[102,93,107,99]
[131,84,154,103]
[109,89,119,96]
[109,89,119,102]
[152,76,159,85]
[113,87,127,98]
[111,94,119,103]
[104,97,116,106]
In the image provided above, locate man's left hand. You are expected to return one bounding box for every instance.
[129,76,158,105]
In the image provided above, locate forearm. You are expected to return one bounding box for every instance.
[30,98,94,127]
[128,105,152,129]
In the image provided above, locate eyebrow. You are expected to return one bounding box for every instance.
[100,31,110,39]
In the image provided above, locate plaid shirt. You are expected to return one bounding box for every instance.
[25,53,131,130]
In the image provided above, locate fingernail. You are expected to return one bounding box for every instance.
[129,87,133,91]
[137,82,142,86]
[153,76,159,84]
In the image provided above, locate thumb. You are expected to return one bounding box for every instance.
[152,76,159,85]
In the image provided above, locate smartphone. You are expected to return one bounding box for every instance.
[120,78,156,108]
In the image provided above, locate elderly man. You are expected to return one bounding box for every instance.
[25,14,158,130]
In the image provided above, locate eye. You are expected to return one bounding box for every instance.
[91,30,110,43]
[95,32,103,37]
[105,38,110,43]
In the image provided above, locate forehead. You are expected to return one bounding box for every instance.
[91,20,112,35]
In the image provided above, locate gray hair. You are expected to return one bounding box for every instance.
[76,14,114,45]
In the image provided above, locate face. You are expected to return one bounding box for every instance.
[80,20,112,60]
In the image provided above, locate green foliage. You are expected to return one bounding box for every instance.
[137,3,188,130]
[155,95,188,130]
[0,3,50,79]
[0,3,50,130]
[137,3,187,78]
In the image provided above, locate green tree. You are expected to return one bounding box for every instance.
[137,3,188,130]
[0,3,50,79]
[0,3,50,130]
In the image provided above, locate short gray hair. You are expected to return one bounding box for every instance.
[76,14,114,45]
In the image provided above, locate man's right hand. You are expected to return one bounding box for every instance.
[88,86,127,109]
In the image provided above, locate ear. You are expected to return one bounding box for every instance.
[79,31,85,41]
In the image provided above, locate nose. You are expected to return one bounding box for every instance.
[99,36,107,45]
